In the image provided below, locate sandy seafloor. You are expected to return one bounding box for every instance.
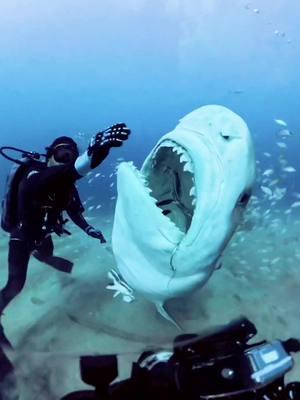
[0,203,299,399]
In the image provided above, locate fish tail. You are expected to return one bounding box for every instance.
[155,302,182,331]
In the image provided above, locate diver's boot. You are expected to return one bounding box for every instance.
[32,252,74,273]
[44,256,74,273]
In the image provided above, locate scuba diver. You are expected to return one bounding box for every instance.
[0,123,130,320]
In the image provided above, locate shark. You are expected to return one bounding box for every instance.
[109,105,256,325]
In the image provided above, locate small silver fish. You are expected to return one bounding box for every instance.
[262,169,274,176]
[276,142,287,149]
[278,129,292,138]
[260,186,272,196]
[274,119,288,127]
[282,166,296,173]
[270,257,280,265]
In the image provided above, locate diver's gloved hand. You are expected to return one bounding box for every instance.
[89,123,131,168]
[75,123,131,176]
[85,226,106,243]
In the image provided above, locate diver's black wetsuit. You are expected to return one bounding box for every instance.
[0,162,90,313]
[0,122,130,322]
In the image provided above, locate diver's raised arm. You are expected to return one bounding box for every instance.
[75,123,131,176]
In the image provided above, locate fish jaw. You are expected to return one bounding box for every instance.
[141,135,223,275]
[112,161,185,300]
[141,105,255,274]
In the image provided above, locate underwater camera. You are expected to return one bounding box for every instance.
[61,317,300,400]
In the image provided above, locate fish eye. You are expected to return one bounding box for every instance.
[238,192,251,207]
[219,131,230,140]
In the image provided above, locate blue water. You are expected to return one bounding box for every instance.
[0,1,300,397]
[0,1,299,187]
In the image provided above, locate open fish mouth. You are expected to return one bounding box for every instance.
[140,139,197,234]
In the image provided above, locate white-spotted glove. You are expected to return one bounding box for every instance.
[75,123,131,176]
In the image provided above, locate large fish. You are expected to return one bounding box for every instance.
[110,105,256,325]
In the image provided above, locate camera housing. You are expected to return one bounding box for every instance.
[61,317,300,400]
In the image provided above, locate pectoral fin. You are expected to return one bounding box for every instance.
[155,301,182,330]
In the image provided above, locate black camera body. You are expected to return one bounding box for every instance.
[62,318,300,400]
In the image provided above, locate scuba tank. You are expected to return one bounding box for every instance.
[0,147,46,233]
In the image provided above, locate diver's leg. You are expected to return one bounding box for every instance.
[0,239,31,315]
[32,235,73,273]
[0,239,28,356]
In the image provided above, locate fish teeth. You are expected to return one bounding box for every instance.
[172,146,182,154]
[128,161,151,191]
[189,187,196,197]
[162,140,174,148]
[192,198,197,206]
[183,163,193,173]
[139,174,151,190]
[144,186,153,195]
[179,153,189,164]
[138,169,144,178]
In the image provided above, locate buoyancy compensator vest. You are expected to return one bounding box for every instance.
[0,147,46,233]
